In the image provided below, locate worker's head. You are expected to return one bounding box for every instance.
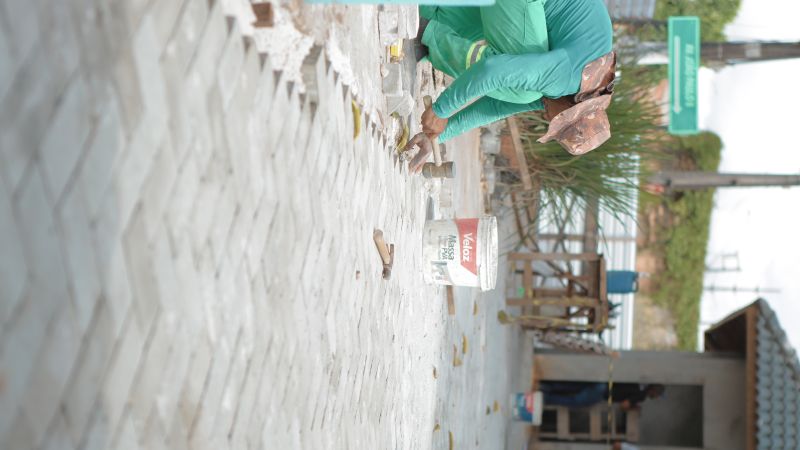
[645,384,666,399]
[537,95,612,155]
[538,51,616,156]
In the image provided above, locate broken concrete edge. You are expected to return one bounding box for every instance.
[217,16,397,160]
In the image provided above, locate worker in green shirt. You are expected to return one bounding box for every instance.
[407,0,617,172]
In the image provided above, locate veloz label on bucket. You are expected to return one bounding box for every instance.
[456,219,478,275]
[424,218,482,287]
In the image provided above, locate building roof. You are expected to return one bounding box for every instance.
[705,299,800,450]
[753,300,800,450]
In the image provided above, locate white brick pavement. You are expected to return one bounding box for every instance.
[0,1,527,449]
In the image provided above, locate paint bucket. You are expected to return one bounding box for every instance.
[511,391,543,424]
[422,216,498,291]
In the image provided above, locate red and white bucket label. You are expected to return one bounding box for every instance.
[456,219,479,275]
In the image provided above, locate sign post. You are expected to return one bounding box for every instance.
[668,16,700,134]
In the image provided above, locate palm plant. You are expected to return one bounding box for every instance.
[513,63,668,222]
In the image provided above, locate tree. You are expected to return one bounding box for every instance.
[655,0,742,42]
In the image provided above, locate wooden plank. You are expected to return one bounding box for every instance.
[510,192,527,245]
[510,252,601,262]
[598,257,608,304]
[523,260,533,298]
[583,196,599,253]
[447,286,455,315]
[506,296,599,307]
[507,117,533,191]
[538,233,586,242]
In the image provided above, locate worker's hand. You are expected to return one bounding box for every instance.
[405,132,432,174]
[421,105,448,139]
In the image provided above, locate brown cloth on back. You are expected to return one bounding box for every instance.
[538,51,617,156]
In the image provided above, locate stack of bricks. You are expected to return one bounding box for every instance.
[0,1,448,449]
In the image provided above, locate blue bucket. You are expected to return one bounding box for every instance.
[607,270,639,294]
[511,392,543,424]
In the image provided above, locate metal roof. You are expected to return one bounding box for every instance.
[604,0,657,20]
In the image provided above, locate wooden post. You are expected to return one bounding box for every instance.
[447,286,455,315]
[509,252,600,262]
[523,260,533,298]
[507,117,533,191]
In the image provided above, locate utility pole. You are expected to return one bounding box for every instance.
[648,171,800,191]
[704,285,781,295]
[628,40,800,66]
[702,41,800,65]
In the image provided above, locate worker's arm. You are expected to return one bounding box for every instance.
[433,49,574,119]
[438,96,543,143]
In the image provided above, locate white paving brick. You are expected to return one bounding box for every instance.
[15,166,68,311]
[1,0,40,63]
[79,97,125,219]
[131,16,168,123]
[141,140,178,243]
[0,18,15,102]
[177,336,212,432]
[62,301,116,446]
[0,179,26,329]
[20,305,82,447]
[217,23,245,109]
[58,184,101,332]
[100,316,145,441]
[43,411,75,450]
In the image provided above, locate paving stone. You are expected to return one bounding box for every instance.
[217,23,245,110]
[43,411,75,450]
[0,11,17,101]
[81,406,112,450]
[58,183,101,334]
[0,43,65,191]
[189,0,226,89]
[62,301,116,446]
[1,0,40,63]
[110,39,144,136]
[15,166,68,311]
[39,0,81,83]
[79,97,125,219]
[149,0,186,47]
[123,208,162,335]
[99,315,145,444]
[141,139,178,243]
[20,305,82,447]
[131,16,168,124]
[165,153,201,240]
[177,335,212,434]
[0,179,26,329]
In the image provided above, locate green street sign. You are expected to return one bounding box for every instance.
[668,16,700,135]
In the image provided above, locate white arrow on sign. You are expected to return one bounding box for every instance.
[673,35,682,114]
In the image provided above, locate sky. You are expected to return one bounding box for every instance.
[696,0,800,350]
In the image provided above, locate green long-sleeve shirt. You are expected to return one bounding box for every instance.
[434,0,613,142]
